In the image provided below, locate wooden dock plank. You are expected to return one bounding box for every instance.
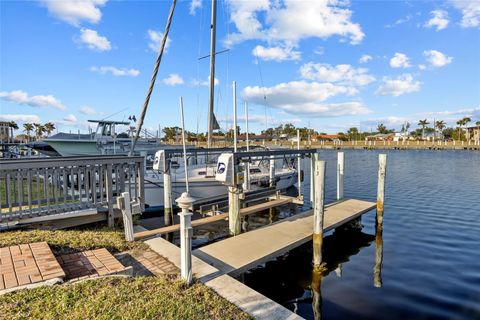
[193,199,376,276]
[134,197,294,240]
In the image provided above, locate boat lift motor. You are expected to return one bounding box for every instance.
[214,153,236,186]
[153,150,167,172]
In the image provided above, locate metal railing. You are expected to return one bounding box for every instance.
[0,156,144,224]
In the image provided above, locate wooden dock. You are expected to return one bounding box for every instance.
[134,197,296,240]
[193,198,376,276]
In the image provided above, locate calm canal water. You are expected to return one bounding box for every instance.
[239,149,480,320]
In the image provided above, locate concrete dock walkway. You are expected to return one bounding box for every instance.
[194,199,376,276]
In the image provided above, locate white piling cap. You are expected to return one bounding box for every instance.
[175,192,195,208]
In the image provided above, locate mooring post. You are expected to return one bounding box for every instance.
[376,154,387,226]
[310,152,319,208]
[297,129,302,198]
[176,192,194,285]
[117,192,134,242]
[163,161,173,238]
[269,155,275,187]
[228,186,241,235]
[337,152,344,200]
[313,160,326,267]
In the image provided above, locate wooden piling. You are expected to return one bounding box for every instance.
[337,152,344,200]
[229,187,241,236]
[309,152,319,209]
[376,154,387,226]
[313,160,326,267]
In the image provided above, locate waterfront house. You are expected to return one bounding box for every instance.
[465,125,480,143]
[0,121,14,143]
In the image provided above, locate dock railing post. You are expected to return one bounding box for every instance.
[313,160,326,267]
[376,154,387,226]
[176,192,194,286]
[117,192,134,242]
[337,152,344,200]
[310,152,319,209]
[105,163,114,227]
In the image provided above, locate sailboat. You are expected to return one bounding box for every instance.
[142,0,298,209]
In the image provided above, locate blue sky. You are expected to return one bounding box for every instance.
[1,0,479,135]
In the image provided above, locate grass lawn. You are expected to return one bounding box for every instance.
[0,228,251,319]
[0,277,251,320]
[0,228,148,255]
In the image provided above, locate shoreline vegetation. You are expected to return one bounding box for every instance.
[0,228,251,320]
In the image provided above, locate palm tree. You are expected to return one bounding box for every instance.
[377,123,387,134]
[44,122,56,137]
[33,123,45,141]
[418,119,429,139]
[476,121,480,126]
[435,120,446,139]
[23,123,34,142]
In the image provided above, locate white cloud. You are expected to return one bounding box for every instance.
[418,64,426,70]
[253,45,301,61]
[389,52,411,68]
[226,0,364,47]
[423,50,453,68]
[0,90,66,110]
[163,74,184,86]
[79,106,97,115]
[242,81,370,117]
[40,0,107,26]
[359,54,372,63]
[361,116,410,128]
[375,74,421,97]
[189,0,202,15]
[0,114,41,123]
[147,29,171,52]
[191,76,219,87]
[422,106,480,117]
[450,0,480,28]
[62,114,78,123]
[77,28,111,51]
[90,66,140,77]
[299,63,375,86]
[425,10,450,31]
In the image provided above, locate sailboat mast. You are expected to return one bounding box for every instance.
[207,0,217,148]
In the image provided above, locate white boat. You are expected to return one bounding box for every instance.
[143,156,298,209]
[42,120,168,156]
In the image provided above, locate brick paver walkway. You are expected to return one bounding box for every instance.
[57,248,129,281]
[0,242,65,290]
[116,248,178,276]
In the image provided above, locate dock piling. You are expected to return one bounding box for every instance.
[376,154,387,226]
[269,155,275,187]
[310,152,319,209]
[228,186,241,236]
[163,162,173,237]
[176,192,194,285]
[337,152,344,200]
[297,129,302,198]
[313,160,326,267]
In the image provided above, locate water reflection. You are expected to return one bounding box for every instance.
[242,228,379,317]
[373,222,383,288]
